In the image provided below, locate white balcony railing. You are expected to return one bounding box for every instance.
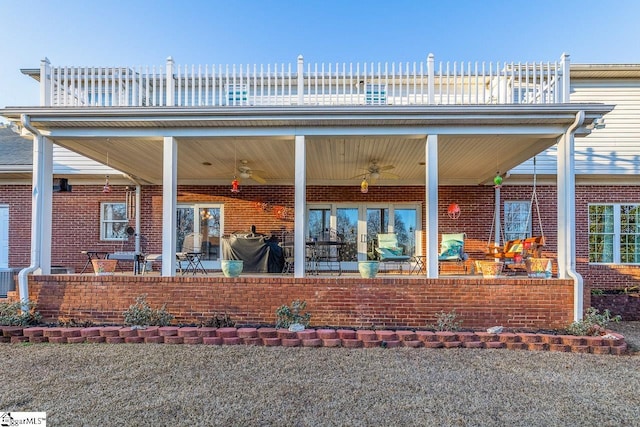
[38,54,570,107]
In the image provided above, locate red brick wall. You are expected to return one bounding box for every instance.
[575,185,640,292]
[0,185,32,266]
[3,183,640,293]
[25,275,575,330]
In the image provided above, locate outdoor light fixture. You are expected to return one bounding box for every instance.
[102,175,111,193]
[360,177,369,193]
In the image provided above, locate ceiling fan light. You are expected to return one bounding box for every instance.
[239,171,251,179]
[370,171,380,180]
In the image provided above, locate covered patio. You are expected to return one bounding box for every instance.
[0,54,613,323]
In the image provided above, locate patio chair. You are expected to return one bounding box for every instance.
[375,233,411,273]
[279,231,295,274]
[438,233,469,274]
[177,232,205,274]
[313,228,342,275]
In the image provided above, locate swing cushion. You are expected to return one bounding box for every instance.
[507,242,523,253]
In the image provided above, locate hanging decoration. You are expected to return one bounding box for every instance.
[254,201,270,212]
[102,175,111,193]
[274,206,292,220]
[447,202,461,219]
[231,143,239,193]
[231,177,239,193]
[360,177,369,194]
[493,173,503,188]
[125,186,136,219]
[102,150,111,193]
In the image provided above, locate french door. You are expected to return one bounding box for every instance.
[309,204,420,271]
[176,204,223,269]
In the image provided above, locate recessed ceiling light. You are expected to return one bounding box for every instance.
[202,162,212,166]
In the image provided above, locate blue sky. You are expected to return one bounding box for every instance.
[1,0,639,110]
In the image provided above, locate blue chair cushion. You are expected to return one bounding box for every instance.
[438,240,463,261]
[376,247,410,261]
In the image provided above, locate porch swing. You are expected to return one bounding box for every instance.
[486,157,546,265]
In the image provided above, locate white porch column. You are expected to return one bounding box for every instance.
[494,186,501,249]
[40,137,53,274]
[558,111,584,321]
[17,129,53,306]
[161,136,178,276]
[294,135,306,278]
[425,134,439,278]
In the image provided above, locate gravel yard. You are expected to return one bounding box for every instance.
[1,322,638,426]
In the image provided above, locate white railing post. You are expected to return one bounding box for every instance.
[560,53,570,103]
[427,53,435,105]
[40,58,51,106]
[166,57,175,106]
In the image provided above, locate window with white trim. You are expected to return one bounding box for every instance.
[589,204,640,264]
[226,84,248,105]
[100,202,128,240]
[503,201,531,241]
[365,84,387,105]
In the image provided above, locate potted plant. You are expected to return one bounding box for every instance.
[479,261,503,278]
[91,258,118,276]
[358,260,380,278]
[221,259,243,277]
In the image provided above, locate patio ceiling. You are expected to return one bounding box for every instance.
[46,133,555,186]
[0,104,613,186]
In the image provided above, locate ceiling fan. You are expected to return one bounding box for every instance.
[238,160,267,184]
[350,160,399,183]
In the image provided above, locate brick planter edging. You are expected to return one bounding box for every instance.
[1,326,628,355]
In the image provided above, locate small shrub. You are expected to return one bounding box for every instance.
[590,288,604,296]
[57,318,95,328]
[0,300,41,326]
[565,307,622,336]
[123,294,174,327]
[275,300,311,329]
[428,309,462,332]
[201,313,235,328]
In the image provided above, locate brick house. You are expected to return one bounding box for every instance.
[2,53,638,326]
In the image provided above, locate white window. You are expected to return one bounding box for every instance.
[503,201,531,241]
[366,84,387,105]
[589,204,640,264]
[513,87,535,104]
[226,84,248,105]
[100,202,128,240]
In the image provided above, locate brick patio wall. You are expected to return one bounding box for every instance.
[23,275,575,330]
[2,183,640,296]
